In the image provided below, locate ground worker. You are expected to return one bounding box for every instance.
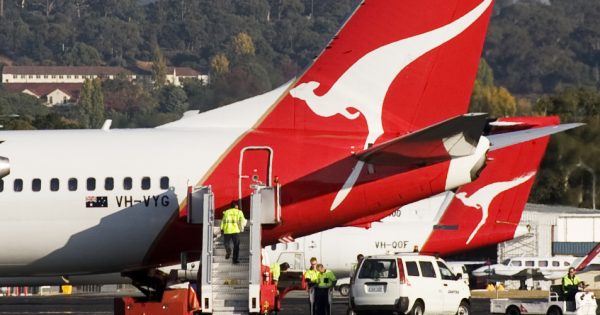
[350,254,364,277]
[304,257,320,315]
[562,267,585,300]
[220,202,246,264]
[315,264,336,315]
[271,262,290,285]
[304,257,320,285]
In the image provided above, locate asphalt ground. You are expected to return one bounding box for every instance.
[0,294,517,315]
[0,293,595,314]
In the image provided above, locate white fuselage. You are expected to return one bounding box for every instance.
[0,85,291,276]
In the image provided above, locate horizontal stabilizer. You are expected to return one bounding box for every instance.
[488,123,584,151]
[355,113,488,166]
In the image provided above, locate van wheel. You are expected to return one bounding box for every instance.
[546,306,562,315]
[339,284,350,296]
[409,301,425,315]
[456,301,470,315]
[505,306,521,315]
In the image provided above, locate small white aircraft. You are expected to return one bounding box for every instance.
[472,246,600,281]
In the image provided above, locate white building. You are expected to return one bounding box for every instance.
[1,66,133,84]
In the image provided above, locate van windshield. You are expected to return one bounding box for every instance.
[358,259,397,279]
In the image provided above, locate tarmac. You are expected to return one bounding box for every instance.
[0,292,596,314]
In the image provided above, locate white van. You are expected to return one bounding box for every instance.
[349,254,471,315]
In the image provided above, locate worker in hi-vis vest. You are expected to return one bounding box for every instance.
[314,264,336,315]
[271,262,290,285]
[220,202,246,264]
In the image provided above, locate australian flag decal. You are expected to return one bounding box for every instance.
[86,196,108,208]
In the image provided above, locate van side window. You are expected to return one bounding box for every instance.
[123,177,132,190]
[105,177,114,191]
[50,178,59,191]
[141,177,150,190]
[419,261,437,278]
[14,179,23,192]
[68,178,78,191]
[32,179,41,192]
[405,261,420,276]
[436,261,455,280]
[160,176,169,189]
[87,178,96,191]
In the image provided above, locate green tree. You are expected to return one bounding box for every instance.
[64,43,102,66]
[158,85,188,114]
[90,78,105,127]
[151,47,167,87]
[78,79,94,128]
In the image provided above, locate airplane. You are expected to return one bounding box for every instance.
[472,245,600,281]
[0,0,579,297]
[266,117,557,277]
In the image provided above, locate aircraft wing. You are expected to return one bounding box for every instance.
[355,113,488,166]
[488,123,584,151]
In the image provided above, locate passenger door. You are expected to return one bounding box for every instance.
[437,261,463,314]
[416,260,444,313]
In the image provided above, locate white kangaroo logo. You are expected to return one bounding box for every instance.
[455,172,535,245]
[290,0,493,211]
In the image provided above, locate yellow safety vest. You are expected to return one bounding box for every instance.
[304,268,319,283]
[220,208,245,234]
[271,263,281,282]
[318,270,337,288]
[562,275,581,293]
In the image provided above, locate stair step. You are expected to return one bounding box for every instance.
[212,286,249,294]
[212,306,249,314]
[213,256,250,264]
[213,298,248,307]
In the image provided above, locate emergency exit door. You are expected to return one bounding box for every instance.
[238,147,273,211]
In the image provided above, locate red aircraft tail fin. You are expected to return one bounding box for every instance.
[575,243,600,272]
[258,0,495,144]
[421,116,560,254]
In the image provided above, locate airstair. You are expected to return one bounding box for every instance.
[189,185,280,315]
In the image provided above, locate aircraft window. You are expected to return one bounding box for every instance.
[141,177,151,190]
[419,261,437,278]
[405,261,420,277]
[68,178,77,191]
[87,178,96,191]
[510,260,522,267]
[14,179,23,192]
[0,180,3,192]
[50,178,59,191]
[32,179,41,192]
[105,177,114,191]
[539,260,548,267]
[564,261,570,267]
[437,261,455,280]
[525,261,534,267]
[552,261,560,267]
[124,177,132,190]
[160,177,169,189]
